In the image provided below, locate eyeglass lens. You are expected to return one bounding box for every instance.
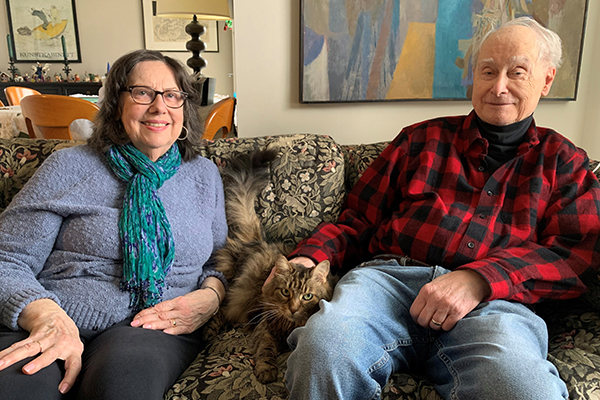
[130,86,186,108]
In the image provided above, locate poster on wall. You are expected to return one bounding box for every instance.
[6,0,82,62]
[300,0,589,103]
[141,0,219,53]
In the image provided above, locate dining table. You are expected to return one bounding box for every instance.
[0,106,29,139]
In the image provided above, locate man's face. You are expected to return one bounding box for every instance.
[472,25,556,126]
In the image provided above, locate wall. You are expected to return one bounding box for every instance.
[0,0,234,96]
[233,0,600,160]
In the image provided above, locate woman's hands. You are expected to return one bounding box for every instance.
[0,298,84,394]
[131,277,224,335]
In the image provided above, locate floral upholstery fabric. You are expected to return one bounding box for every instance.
[197,134,346,251]
[1,136,600,399]
[0,138,83,212]
[341,141,391,193]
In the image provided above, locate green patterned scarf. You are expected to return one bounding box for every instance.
[106,143,181,311]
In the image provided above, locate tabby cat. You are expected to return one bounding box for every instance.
[214,148,335,384]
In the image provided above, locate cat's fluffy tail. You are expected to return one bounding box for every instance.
[220,148,278,243]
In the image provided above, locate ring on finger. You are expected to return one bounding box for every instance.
[171,319,177,327]
[430,318,443,326]
[36,340,43,354]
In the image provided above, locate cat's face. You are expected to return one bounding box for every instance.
[262,256,332,327]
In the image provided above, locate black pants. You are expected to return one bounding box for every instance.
[0,318,204,400]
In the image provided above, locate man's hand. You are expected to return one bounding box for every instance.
[289,257,316,268]
[261,256,318,288]
[409,270,491,331]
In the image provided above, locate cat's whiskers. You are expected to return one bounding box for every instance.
[246,307,281,326]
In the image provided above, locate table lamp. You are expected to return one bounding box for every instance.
[156,0,231,76]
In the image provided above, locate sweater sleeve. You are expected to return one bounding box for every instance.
[0,151,72,330]
[197,161,228,290]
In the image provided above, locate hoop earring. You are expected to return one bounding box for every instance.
[178,126,188,141]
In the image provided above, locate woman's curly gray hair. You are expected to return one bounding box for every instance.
[88,49,204,162]
[472,16,562,70]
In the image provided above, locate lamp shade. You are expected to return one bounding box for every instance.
[156,0,231,20]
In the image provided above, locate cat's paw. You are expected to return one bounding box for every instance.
[254,361,279,384]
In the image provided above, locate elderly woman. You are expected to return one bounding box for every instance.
[0,49,227,399]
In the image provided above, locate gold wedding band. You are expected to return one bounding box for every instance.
[171,319,177,327]
[36,340,43,353]
[430,319,443,326]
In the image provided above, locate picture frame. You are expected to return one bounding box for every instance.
[300,0,589,103]
[141,0,219,53]
[5,0,82,63]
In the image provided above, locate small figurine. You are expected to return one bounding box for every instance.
[14,75,23,82]
[74,73,80,82]
[31,62,49,82]
[54,72,61,82]
[42,63,51,80]
[23,73,30,82]
[83,71,90,82]
[0,72,9,82]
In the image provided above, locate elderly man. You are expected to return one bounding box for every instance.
[284,17,600,400]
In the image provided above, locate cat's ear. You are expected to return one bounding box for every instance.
[274,254,293,275]
[263,256,290,289]
[311,260,330,284]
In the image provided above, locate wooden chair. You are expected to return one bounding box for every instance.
[0,99,4,107]
[20,94,99,140]
[4,86,42,106]
[202,97,236,140]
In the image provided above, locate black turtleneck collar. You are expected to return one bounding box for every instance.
[475,113,533,171]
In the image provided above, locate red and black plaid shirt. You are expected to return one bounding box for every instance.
[291,111,600,303]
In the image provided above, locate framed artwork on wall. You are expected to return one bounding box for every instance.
[5,0,82,63]
[141,0,219,53]
[300,0,589,103]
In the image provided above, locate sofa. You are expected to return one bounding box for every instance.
[1,134,600,400]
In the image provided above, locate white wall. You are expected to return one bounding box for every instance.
[233,0,600,160]
[0,0,234,96]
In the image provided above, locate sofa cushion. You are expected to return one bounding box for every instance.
[200,134,346,251]
[341,141,391,193]
[0,138,83,212]
[537,299,600,400]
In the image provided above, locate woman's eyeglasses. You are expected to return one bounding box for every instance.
[122,86,188,109]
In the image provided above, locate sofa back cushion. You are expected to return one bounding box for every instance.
[200,133,346,251]
[341,141,391,193]
[0,138,83,212]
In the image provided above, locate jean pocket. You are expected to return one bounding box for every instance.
[357,258,401,268]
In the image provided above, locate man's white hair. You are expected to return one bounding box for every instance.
[472,16,563,69]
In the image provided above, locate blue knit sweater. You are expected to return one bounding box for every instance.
[0,145,228,331]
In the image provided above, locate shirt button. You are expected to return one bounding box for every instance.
[478,166,485,172]
[467,242,475,249]
[479,214,486,219]
[487,190,493,196]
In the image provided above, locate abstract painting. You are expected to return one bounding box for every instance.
[300,0,589,102]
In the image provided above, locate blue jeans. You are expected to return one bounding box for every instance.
[285,260,568,400]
